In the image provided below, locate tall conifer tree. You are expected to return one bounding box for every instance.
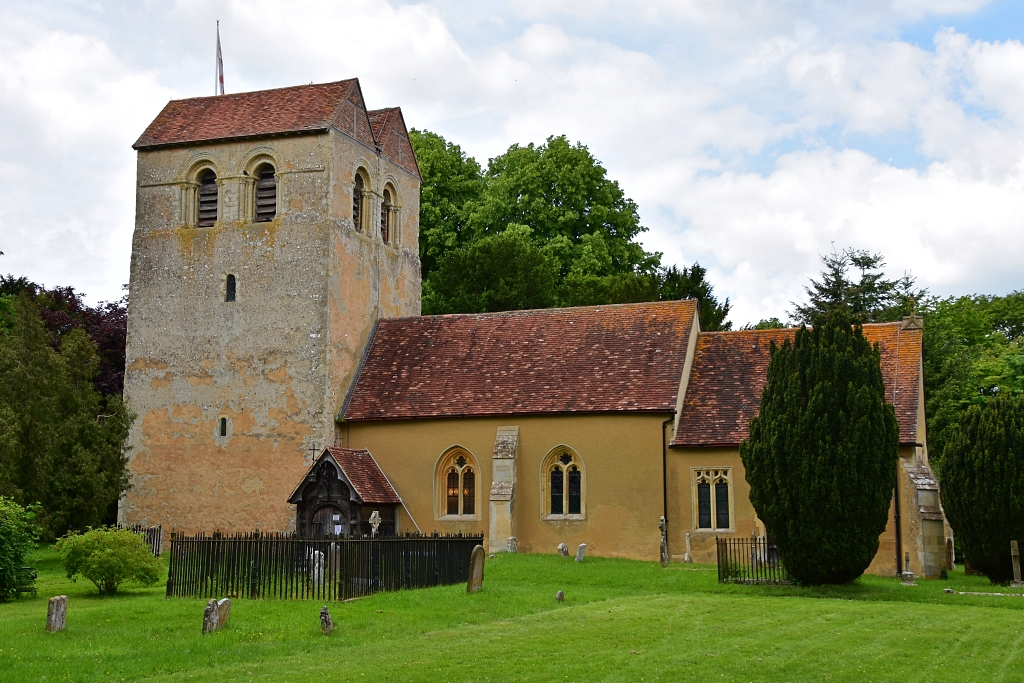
[940,392,1024,583]
[740,310,899,584]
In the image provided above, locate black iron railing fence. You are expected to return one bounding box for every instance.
[716,536,792,585]
[166,531,483,600]
[118,524,162,556]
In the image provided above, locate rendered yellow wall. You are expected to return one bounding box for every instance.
[343,413,670,561]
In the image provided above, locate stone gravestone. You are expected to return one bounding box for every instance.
[466,544,485,594]
[557,543,569,558]
[555,590,564,602]
[202,599,220,634]
[217,598,231,628]
[1012,541,1022,587]
[507,536,517,553]
[320,605,334,634]
[46,595,67,633]
[575,543,587,563]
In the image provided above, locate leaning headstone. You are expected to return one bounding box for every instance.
[1012,541,1022,587]
[507,536,518,553]
[320,605,334,634]
[202,598,220,634]
[555,590,565,602]
[46,595,67,633]
[216,598,231,628]
[575,543,586,563]
[466,544,485,594]
[557,543,569,558]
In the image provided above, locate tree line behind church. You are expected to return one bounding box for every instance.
[409,130,733,330]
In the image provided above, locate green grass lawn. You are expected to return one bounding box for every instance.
[3,547,1024,682]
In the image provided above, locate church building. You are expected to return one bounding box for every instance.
[120,79,949,579]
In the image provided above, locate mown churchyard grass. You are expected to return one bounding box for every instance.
[2,547,1022,682]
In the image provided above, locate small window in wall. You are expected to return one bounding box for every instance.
[380,188,392,244]
[219,417,228,437]
[353,174,365,231]
[694,468,731,530]
[542,447,585,518]
[226,274,236,302]
[438,449,477,517]
[197,170,218,227]
[254,165,277,222]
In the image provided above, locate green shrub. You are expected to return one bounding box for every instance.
[740,310,900,585]
[0,497,38,601]
[940,392,1024,583]
[55,527,162,594]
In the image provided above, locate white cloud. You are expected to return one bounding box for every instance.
[0,0,1022,327]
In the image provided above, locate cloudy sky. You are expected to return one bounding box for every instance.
[2,0,1023,325]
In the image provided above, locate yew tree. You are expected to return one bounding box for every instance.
[740,310,900,584]
[940,392,1024,583]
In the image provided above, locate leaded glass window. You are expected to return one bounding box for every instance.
[439,449,477,517]
[567,466,581,514]
[550,468,564,515]
[446,469,459,515]
[694,468,732,530]
[462,469,475,515]
[697,481,712,529]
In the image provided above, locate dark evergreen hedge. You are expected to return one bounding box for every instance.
[940,392,1024,583]
[740,311,900,585]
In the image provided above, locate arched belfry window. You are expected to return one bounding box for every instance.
[380,187,393,244]
[353,173,366,232]
[254,164,277,222]
[436,448,478,518]
[197,170,218,227]
[542,447,585,518]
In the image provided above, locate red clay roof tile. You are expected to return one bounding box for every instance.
[342,300,698,420]
[134,79,380,151]
[671,322,922,447]
[287,447,401,505]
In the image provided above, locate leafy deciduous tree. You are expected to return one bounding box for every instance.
[56,527,161,595]
[0,497,38,602]
[740,310,900,584]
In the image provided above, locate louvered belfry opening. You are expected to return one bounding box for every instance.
[254,166,277,222]
[197,171,218,227]
[380,188,392,244]
[353,174,364,231]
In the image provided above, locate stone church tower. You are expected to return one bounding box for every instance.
[119,80,421,536]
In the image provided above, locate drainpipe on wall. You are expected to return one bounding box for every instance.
[661,411,676,567]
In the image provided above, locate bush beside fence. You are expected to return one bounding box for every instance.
[717,536,792,585]
[167,532,483,601]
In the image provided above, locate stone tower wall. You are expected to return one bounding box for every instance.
[120,130,420,536]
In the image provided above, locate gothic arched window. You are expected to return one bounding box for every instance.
[254,164,277,222]
[437,448,478,518]
[693,468,731,530]
[197,170,218,227]
[542,447,585,518]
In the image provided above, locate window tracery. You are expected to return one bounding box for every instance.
[437,448,477,517]
[542,447,585,518]
[693,468,731,530]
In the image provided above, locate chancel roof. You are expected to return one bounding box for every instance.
[671,320,923,448]
[133,79,420,178]
[288,447,401,505]
[341,300,699,421]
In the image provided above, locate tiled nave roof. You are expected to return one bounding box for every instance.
[342,300,699,420]
[671,321,922,448]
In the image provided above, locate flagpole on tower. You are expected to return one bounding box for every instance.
[216,21,225,96]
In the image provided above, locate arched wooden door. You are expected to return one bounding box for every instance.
[311,503,349,538]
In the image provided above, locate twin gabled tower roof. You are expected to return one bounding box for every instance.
[133,79,420,178]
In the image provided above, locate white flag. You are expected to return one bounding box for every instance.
[216,21,224,95]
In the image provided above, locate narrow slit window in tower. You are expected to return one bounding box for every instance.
[226,274,236,302]
[219,418,227,438]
